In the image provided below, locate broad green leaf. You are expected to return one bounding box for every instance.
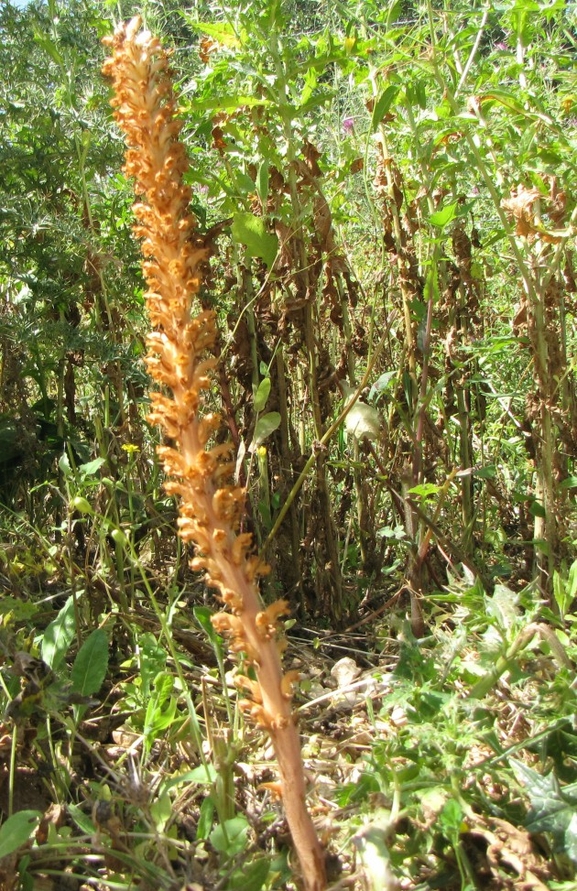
[253,377,271,412]
[190,21,241,48]
[408,483,441,499]
[429,203,458,228]
[0,810,41,859]
[161,765,217,793]
[235,172,257,195]
[472,465,496,479]
[228,857,270,891]
[71,629,108,697]
[553,571,571,618]
[209,815,249,856]
[232,213,278,268]
[78,457,106,477]
[42,596,76,671]
[150,790,172,832]
[144,699,178,738]
[371,84,398,131]
[67,803,97,835]
[152,671,174,705]
[250,412,281,450]
[529,500,546,518]
[439,798,464,837]
[405,80,427,110]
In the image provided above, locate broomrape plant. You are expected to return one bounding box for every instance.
[102,18,326,891]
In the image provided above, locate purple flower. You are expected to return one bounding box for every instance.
[495,42,508,51]
[342,116,354,134]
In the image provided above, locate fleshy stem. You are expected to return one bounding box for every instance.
[102,18,326,891]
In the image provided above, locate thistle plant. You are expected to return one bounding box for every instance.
[102,18,326,891]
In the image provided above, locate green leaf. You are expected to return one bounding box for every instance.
[196,796,215,840]
[371,85,398,131]
[253,377,271,412]
[150,790,172,832]
[67,803,97,835]
[78,457,106,477]
[161,765,217,793]
[472,465,496,479]
[209,815,249,856]
[423,266,440,305]
[486,584,519,633]
[439,798,464,837]
[429,203,458,228]
[144,673,177,739]
[33,33,64,66]
[511,759,577,863]
[568,561,577,599]
[194,606,220,646]
[256,160,269,206]
[250,412,281,450]
[232,213,278,268]
[228,857,270,891]
[181,94,271,112]
[530,500,546,518]
[152,671,174,705]
[408,483,441,500]
[71,629,108,697]
[190,21,240,46]
[42,596,76,671]
[0,810,41,859]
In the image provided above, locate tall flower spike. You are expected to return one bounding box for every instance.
[103,19,326,891]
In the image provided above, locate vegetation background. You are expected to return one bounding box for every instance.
[0,0,576,888]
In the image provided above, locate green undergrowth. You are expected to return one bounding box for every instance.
[1,546,577,890]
